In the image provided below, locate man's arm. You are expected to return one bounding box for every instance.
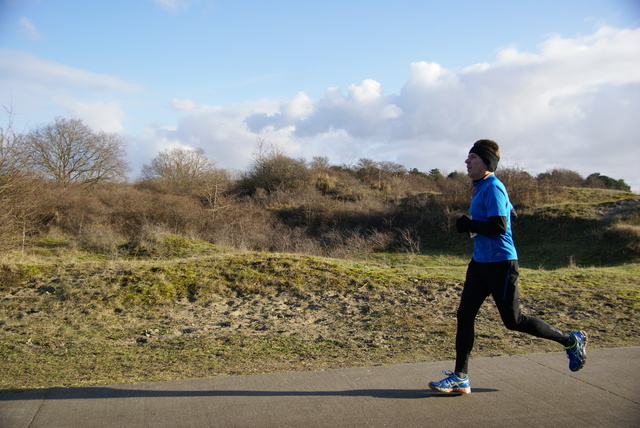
[456,215,507,235]
[470,216,507,235]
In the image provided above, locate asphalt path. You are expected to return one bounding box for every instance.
[1,347,638,427]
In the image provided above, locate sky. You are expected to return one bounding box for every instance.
[1,0,639,192]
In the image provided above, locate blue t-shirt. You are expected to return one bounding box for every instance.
[470,174,518,262]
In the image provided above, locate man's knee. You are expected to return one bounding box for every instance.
[502,319,520,331]
[456,308,475,325]
[501,313,526,331]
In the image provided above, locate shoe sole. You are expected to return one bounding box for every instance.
[570,330,588,372]
[428,384,471,395]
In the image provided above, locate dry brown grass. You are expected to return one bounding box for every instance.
[1,248,638,392]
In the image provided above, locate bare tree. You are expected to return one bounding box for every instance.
[0,105,29,192]
[198,169,232,220]
[141,147,215,194]
[25,117,129,187]
[0,105,42,251]
[309,156,330,171]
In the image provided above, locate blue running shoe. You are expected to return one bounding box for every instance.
[565,330,587,372]
[429,371,471,394]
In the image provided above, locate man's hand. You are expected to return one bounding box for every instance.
[456,215,472,233]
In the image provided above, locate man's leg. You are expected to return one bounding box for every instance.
[455,261,490,374]
[492,260,572,346]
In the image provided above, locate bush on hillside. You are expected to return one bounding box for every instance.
[1,144,636,267]
[236,151,311,195]
[580,222,640,264]
[586,173,631,192]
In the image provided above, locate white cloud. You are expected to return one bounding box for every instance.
[132,101,295,178]
[247,79,403,140]
[199,26,640,191]
[152,0,189,13]
[282,91,315,122]
[0,49,142,93]
[56,99,126,133]
[0,48,142,132]
[406,62,450,87]
[18,17,44,41]
[3,25,638,192]
[152,0,212,14]
[170,98,197,111]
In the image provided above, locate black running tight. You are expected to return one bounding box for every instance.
[454,260,572,374]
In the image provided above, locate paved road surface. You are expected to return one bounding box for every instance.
[1,347,638,427]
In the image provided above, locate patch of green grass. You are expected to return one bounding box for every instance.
[1,230,639,392]
[560,187,636,204]
[368,251,469,279]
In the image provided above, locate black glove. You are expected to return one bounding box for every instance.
[456,215,472,233]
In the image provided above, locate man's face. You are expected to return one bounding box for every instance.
[465,153,489,180]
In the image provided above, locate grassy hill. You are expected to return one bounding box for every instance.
[512,190,640,268]
[1,189,639,392]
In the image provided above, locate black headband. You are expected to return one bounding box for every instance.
[469,146,499,172]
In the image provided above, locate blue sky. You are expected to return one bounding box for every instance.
[1,0,639,191]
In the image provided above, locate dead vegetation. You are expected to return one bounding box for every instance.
[1,246,638,391]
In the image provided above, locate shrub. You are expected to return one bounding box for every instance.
[596,222,640,262]
[119,229,207,259]
[205,197,277,251]
[96,186,207,238]
[76,223,122,257]
[315,167,373,202]
[236,149,311,195]
[586,173,632,192]
[537,169,585,188]
[498,167,550,208]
